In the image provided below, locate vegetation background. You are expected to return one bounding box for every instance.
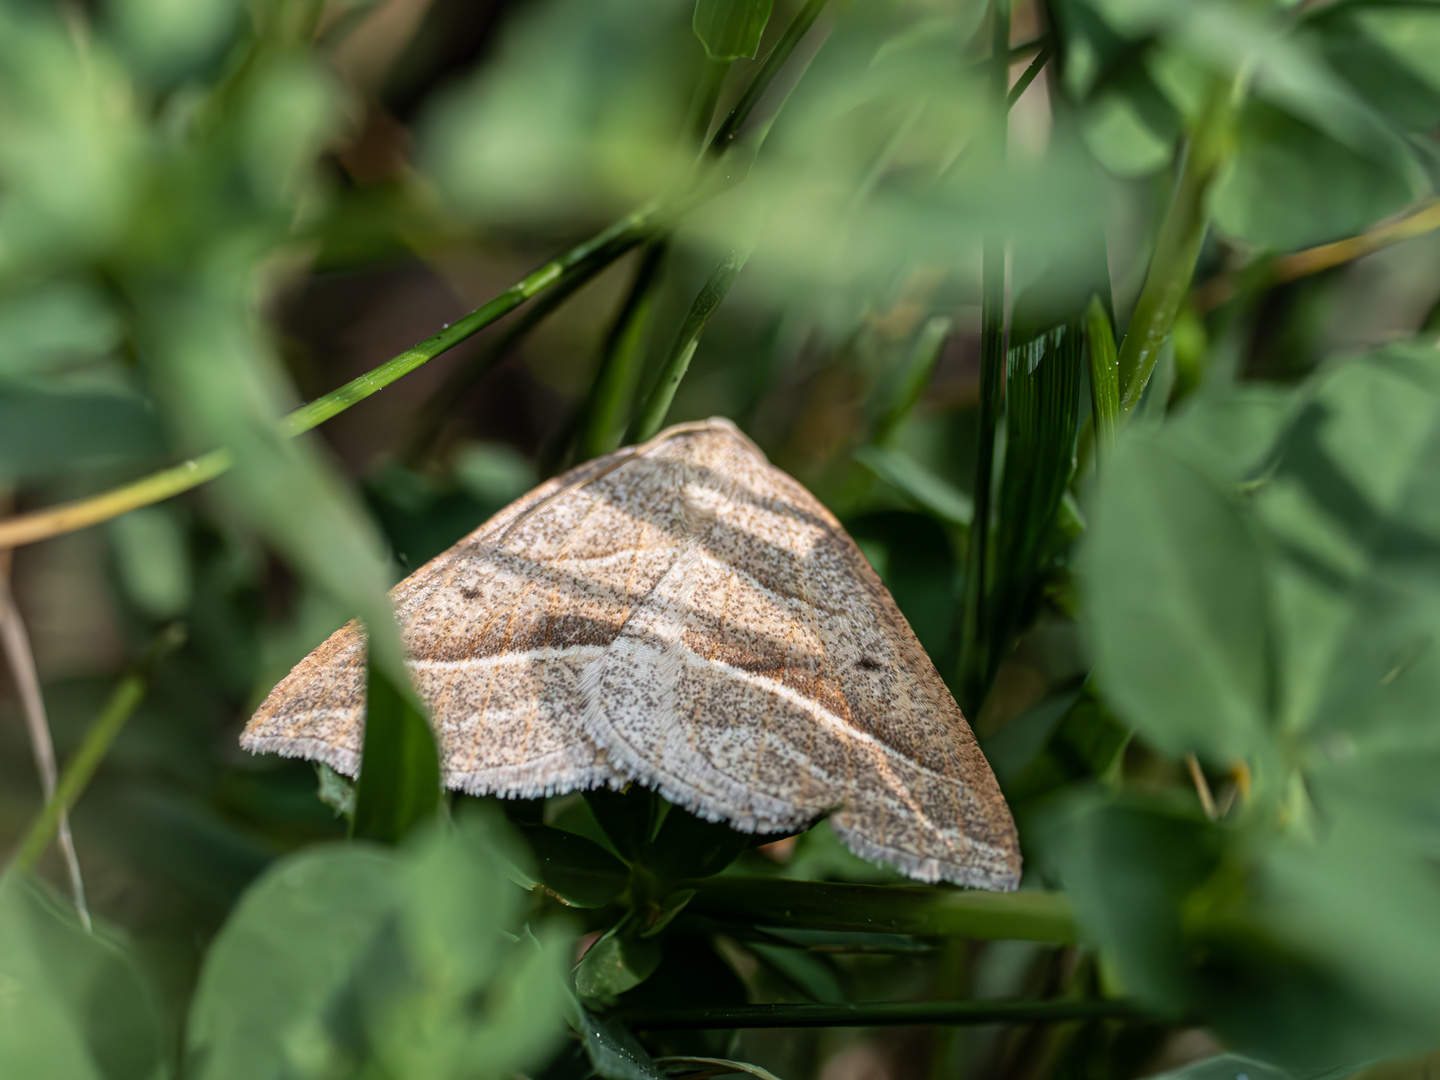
[3,0,1440,1078]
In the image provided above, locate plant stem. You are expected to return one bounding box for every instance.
[1117,80,1232,415]
[12,625,186,873]
[1006,39,1053,109]
[627,246,750,444]
[1084,297,1119,462]
[0,575,88,926]
[709,0,828,154]
[404,255,614,464]
[622,998,1138,1030]
[688,56,733,148]
[958,0,1011,714]
[0,207,655,550]
[684,877,1076,943]
[577,242,670,460]
[1192,196,1440,313]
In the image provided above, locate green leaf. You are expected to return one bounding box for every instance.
[584,785,663,863]
[693,0,773,61]
[0,383,164,482]
[1145,1053,1294,1080]
[991,319,1083,661]
[577,1008,666,1080]
[575,917,663,1007]
[1212,101,1422,251]
[1035,790,1221,1014]
[643,803,752,880]
[187,845,402,1080]
[189,816,572,1080]
[352,658,442,844]
[0,873,166,1080]
[1086,434,1274,763]
[519,824,631,908]
[854,446,974,528]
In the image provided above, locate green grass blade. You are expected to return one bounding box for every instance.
[351,655,442,845]
[1086,297,1120,460]
[628,247,750,444]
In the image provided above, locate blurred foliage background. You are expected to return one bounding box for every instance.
[3,0,1440,1078]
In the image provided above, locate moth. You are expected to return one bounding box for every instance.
[244,418,1021,890]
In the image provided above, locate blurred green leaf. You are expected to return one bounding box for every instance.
[0,873,166,1080]
[854,446,973,528]
[1036,789,1221,1014]
[1086,435,1274,763]
[693,0,773,61]
[110,0,240,82]
[352,658,442,845]
[1144,1053,1293,1080]
[109,507,192,619]
[1213,101,1423,251]
[0,383,164,481]
[0,281,120,378]
[189,815,571,1080]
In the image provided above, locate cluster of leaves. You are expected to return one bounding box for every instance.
[3,0,1440,1078]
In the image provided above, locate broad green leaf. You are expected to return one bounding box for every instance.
[352,658,442,844]
[1035,790,1221,1014]
[1316,6,1440,131]
[1086,436,1274,763]
[0,873,166,1080]
[584,785,663,862]
[643,803,752,880]
[0,383,164,482]
[1212,102,1421,251]
[519,824,631,907]
[693,0,773,61]
[574,917,662,1007]
[189,818,572,1080]
[187,846,401,1080]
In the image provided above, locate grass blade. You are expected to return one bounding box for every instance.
[628,247,750,444]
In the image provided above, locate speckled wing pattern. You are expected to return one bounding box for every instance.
[242,418,1020,890]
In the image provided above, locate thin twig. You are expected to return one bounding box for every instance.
[12,624,185,874]
[0,574,89,928]
[1192,198,1440,312]
[1007,39,1053,109]
[627,246,752,444]
[1185,753,1218,820]
[623,998,1142,1030]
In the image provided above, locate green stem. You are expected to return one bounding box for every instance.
[873,316,952,445]
[688,56,733,148]
[404,255,614,464]
[11,624,186,873]
[0,207,655,550]
[709,0,828,154]
[1117,81,1232,415]
[622,999,1137,1030]
[684,877,1076,943]
[958,0,1011,714]
[628,246,750,444]
[1084,297,1120,461]
[577,242,670,460]
[1006,39,1053,109]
